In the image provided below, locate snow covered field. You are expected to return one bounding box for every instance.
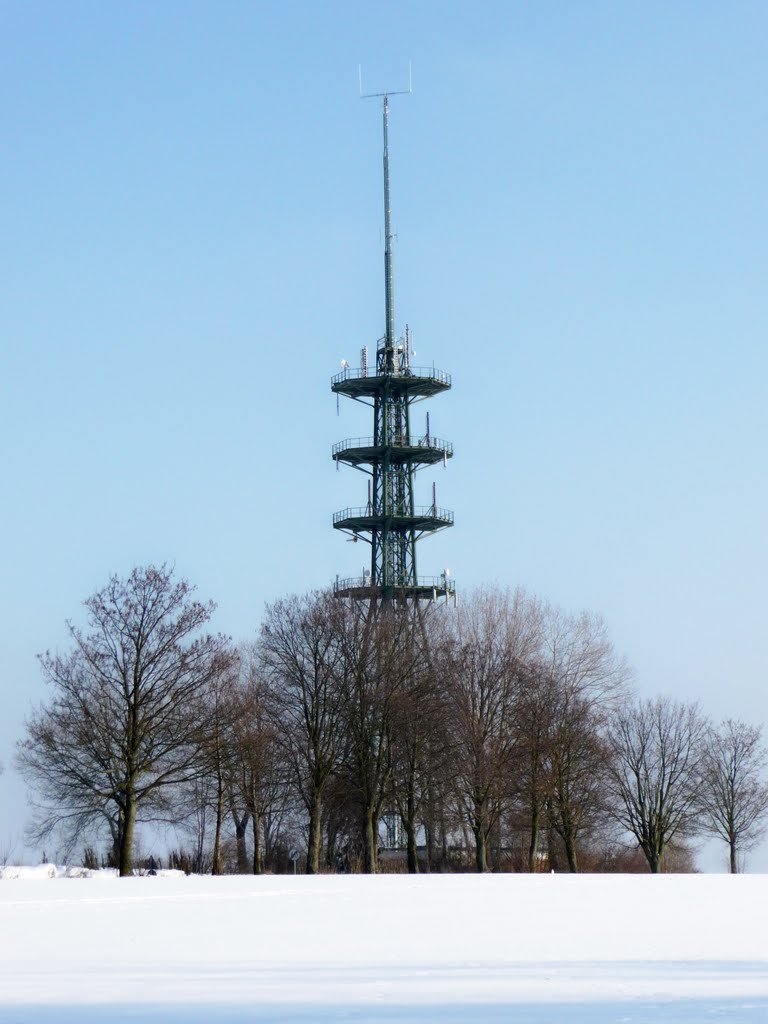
[1,870,767,1023]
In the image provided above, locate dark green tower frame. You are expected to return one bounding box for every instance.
[332,93,454,604]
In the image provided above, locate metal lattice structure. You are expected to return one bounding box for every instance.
[332,92,454,605]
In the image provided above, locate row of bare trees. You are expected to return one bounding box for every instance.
[15,566,768,875]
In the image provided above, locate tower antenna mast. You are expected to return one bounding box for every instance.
[359,62,412,367]
[331,66,454,606]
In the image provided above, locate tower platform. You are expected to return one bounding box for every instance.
[331,365,451,400]
[333,505,453,534]
[332,435,453,469]
[334,575,456,602]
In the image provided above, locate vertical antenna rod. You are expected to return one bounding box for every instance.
[358,65,412,375]
[383,95,395,366]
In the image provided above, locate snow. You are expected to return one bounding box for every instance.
[1,871,766,1022]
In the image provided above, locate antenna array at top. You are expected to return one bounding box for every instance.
[358,61,413,99]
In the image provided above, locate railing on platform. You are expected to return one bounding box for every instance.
[334,575,456,595]
[333,506,454,526]
[331,365,451,387]
[332,436,453,457]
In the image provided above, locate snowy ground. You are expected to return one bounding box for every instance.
[1,870,767,1022]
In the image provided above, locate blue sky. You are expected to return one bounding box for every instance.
[1,1,766,869]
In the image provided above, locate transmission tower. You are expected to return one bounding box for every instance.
[332,82,454,605]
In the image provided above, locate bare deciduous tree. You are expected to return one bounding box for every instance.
[698,718,768,873]
[16,565,229,876]
[540,609,627,872]
[197,654,240,875]
[230,663,289,874]
[338,603,423,874]
[608,696,706,873]
[259,591,345,874]
[547,692,615,872]
[387,607,449,874]
[511,663,556,872]
[445,588,543,872]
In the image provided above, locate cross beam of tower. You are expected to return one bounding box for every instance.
[331,80,454,605]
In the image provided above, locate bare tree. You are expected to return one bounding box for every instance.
[547,690,615,872]
[259,591,345,874]
[387,607,449,873]
[230,662,289,874]
[16,565,229,876]
[698,718,768,873]
[540,609,627,872]
[607,696,706,873]
[445,587,543,872]
[338,602,422,874]
[201,658,254,878]
[175,775,217,874]
[195,653,241,875]
[510,663,556,872]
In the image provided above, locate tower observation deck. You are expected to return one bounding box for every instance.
[332,91,454,605]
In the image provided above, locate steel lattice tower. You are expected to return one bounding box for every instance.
[332,92,454,605]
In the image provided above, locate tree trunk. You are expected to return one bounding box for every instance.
[564,836,578,873]
[404,789,419,874]
[472,791,490,872]
[546,820,560,873]
[119,796,136,878]
[473,821,488,873]
[423,818,434,873]
[235,814,249,874]
[363,807,377,874]
[252,812,262,875]
[644,845,660,874]
[404,823,419,874]
[212,775,224,875]
[730,838,738,874]
[325,822,338,871]
[561,815,578,873]
[110,809,123,870]
[306,789,322,875]
[423,782,435,873]
[554,797,579,873]
[490,812,502,872]
[527,806,540,873]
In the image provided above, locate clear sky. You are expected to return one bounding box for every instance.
[1,1,766,870]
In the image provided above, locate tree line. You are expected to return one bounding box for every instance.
[15,565,768,876]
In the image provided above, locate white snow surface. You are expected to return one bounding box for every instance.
[1,871,766,1022]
